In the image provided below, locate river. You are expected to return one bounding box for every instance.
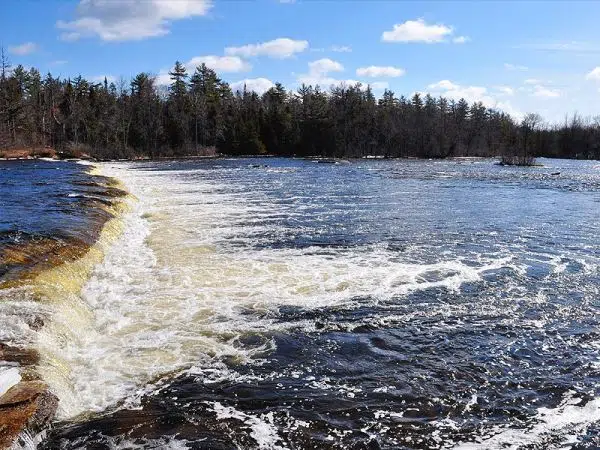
[2,157,600,449]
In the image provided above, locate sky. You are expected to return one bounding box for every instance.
[2,0,600,123]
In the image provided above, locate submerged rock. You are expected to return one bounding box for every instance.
[0,381,58,449]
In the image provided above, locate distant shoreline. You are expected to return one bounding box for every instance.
[0,148,586,164]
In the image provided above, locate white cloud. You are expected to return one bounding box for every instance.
[532,85,560,98]
[307,58,344,76]
[452,36,470,44]
[8,42,38,55]
[428,79,459,90]
[331,45,352,53]
[296,59,387,90]
[156,55,249,87]
[494,86,514,96]
[504,63,528,71]
[155,73,172,86]
[296,75,336,87]
[231,78,275,94]
[495,101,524,121]
[427,80,493,105]
[186,55,250,73]
[382,19,454,43]
[50,60,68,66]
[370,81,389,90]
[225,38,308,59]
[57,0,212,42]
[524,78,542,85]
[356,66,405,78]
[426,79,523,120]
[585,67,600,81]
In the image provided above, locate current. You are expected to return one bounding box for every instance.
[1,157,600,449]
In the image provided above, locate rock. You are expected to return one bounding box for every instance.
[0,344,40,367]
[0,381,58,449]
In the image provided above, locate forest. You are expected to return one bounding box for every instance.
[1,55,600,160]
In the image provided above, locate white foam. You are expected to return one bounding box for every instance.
[31,161,529,419]
[452,392,600,449]
[211,402,287,450]
[0,367,21,397]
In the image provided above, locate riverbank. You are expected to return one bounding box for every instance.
[0,148,57,160]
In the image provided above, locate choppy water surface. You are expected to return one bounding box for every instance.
[7,157,600,449]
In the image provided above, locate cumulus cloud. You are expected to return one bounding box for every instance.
[428,80,459,91]
[225,38,308,59]
[356,66,405,78]
[428,80,524,120]
[154,73,172,86]
[307,58,344,76]
[495,101,524,121]
[297,59,387,90]
[382,19,458,43]
[425,79,523,119]
[532,85,560,98]
[231,78,275,94]
[57,0,212,42]
[585,67,600,81]
[156,55,250,87]
[8,42,38,55]
[186,55,250,73]
[494,86,515,96]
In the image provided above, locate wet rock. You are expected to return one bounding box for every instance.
[0,344,40,367]
[26,315,45,331]
[0,381,58,449]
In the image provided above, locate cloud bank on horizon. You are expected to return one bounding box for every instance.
[3,0,600,123]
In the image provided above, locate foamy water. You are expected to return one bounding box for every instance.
[45,161,525,418]
[3,158,600,448]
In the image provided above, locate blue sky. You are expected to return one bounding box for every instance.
[3,0,600,123]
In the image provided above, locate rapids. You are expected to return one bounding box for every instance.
[3,157,600,449]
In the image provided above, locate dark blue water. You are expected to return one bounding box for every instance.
[0,161,100,241]
[0,160,121,281]
[5,157,600,449]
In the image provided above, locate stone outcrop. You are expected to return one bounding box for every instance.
[0,381,58,449]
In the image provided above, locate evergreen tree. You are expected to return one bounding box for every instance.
[0,59,599,160]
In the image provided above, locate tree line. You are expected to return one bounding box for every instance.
[1,55,600,160]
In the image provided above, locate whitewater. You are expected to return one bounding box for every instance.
[2,157,600,449]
